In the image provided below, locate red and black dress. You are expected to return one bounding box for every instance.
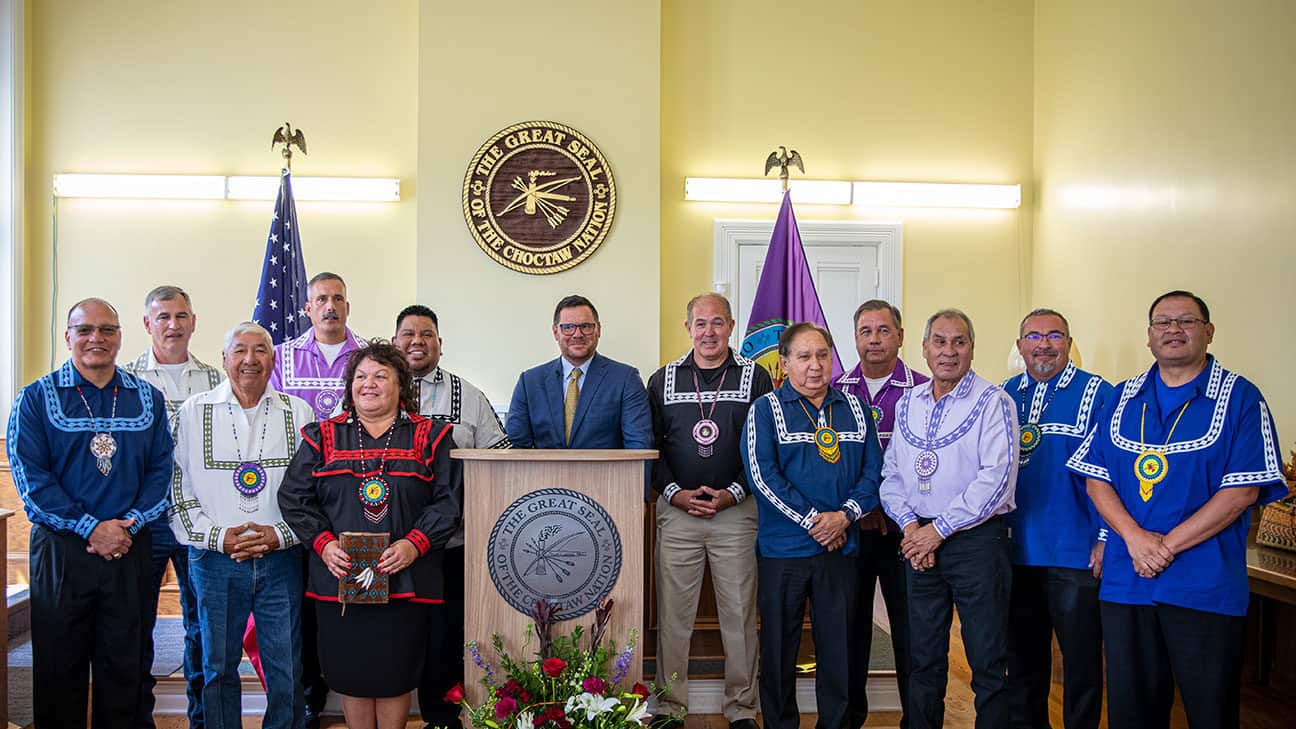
[279,410,461,697]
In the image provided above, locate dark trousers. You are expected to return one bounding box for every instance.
[419,544,465,725]
[1101,602,1245,729]
[1007,565,1102,729]
[31,523,152,728]
[301,548,329,715]
[757,550,860,729]
[138,521,205,729]
[847,527,911,729]
[907,518,1011,729]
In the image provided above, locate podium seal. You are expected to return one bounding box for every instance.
[486,487,623,621]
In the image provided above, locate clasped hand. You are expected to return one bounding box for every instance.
[320,539,419,580]
[901,523,942,571]
[809,511,850,551]
[222,522,279,562]
[1126,528,1174,578]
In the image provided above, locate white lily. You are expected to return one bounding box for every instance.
[516,710,534,729]
[625,699,652,724]
[565,692,619,720]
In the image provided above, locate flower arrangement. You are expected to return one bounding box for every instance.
[448,598,673,729]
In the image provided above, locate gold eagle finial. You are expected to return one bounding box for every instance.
[764,146,804,193]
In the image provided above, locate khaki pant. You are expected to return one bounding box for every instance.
[654,493,759,720]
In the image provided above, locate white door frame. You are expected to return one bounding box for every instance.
[1,0,24,425]
[712,218,904,348]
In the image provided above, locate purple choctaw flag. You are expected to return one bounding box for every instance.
[251,169,309,344]
[739,191,843,386]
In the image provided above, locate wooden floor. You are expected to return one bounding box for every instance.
[148,614,1288,729]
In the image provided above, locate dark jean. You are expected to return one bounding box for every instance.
[1007,565,1102,729]
[190,545,305,729]
[757,549,860,729]
[141,519,205,729]
[906,517,1012,729]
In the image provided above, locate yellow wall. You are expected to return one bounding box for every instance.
[415,2,660,405]
[1034,0,1296,444]
[661,0,1035,377]
[23,0,418,381]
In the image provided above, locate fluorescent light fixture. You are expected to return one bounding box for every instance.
[54,173,400,202]
[53,174,226,200]
[684,177,852,205]
[852,181,1021,209]
[227,176,400,202]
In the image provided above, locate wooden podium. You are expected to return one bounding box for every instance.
[453,449,657,702]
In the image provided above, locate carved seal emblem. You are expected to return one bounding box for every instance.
[486,487,622,621]
[462,121,617,275]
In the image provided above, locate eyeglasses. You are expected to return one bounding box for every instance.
[1022,331,1068,342]
[68,325,122,337]
[1150,316,1204,331]
[557,322,597,335]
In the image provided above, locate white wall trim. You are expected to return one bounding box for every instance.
[0,0,24,424]
[712,218,904,347]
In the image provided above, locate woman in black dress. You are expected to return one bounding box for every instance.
[280,340,460,729]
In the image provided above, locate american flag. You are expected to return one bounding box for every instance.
[251,169,309,344]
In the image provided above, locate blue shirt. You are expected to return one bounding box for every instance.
[1067,356,1286,616]
[6,361,174,539]
[742,381,883,558]
[1003,362,1113,568]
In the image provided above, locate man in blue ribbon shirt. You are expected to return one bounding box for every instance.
[7,298,173,727]
[1067,290,1286,729]
[742,322,882,729]
[879,309,1018,729]
[1004,309,1112,729]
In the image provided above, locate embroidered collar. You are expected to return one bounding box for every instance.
[200,381,295,412]
[837,358,920,388]
[776,380,848,407]
[55,360,138,390]
[287,326,362,359]
[914,369,978,403]
[673,349,740,371]
[1132,356,1220,401]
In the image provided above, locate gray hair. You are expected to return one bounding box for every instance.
[1018,308,1070,337]
[222,321,274,354]
[143,285,192,311]
[685,292,733,322]
[923,309,975,344]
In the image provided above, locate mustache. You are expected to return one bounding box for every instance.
[322,311,340,321]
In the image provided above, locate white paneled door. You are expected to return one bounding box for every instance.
[713,219,904,373]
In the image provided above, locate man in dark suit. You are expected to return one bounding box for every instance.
[506,294,652,450]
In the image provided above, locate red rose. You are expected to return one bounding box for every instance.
[519,689,532,704]
[443,682,466,704]
[631,682,650,699]
[532,715,548,728]
[500,679,523,698]
[556,720,572,729]
[495,697,518,718]
[542,657,567,678]
[545,706,566,721]
[582,677,607,695]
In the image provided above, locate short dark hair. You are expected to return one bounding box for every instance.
[144,285,192,311]
[340,339,418,414]
[1148,290,1210,324]
[852,299,902,329]
[778,322,833,356]
[395,304,438,332]
[308,271,346,291]
[553,294,599,325]
[1018,308,1070,337]
[67,297,119,324]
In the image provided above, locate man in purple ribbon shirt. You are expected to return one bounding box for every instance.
[836,300,927,729]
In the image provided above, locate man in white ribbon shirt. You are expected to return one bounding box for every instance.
[171,322,316,729]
